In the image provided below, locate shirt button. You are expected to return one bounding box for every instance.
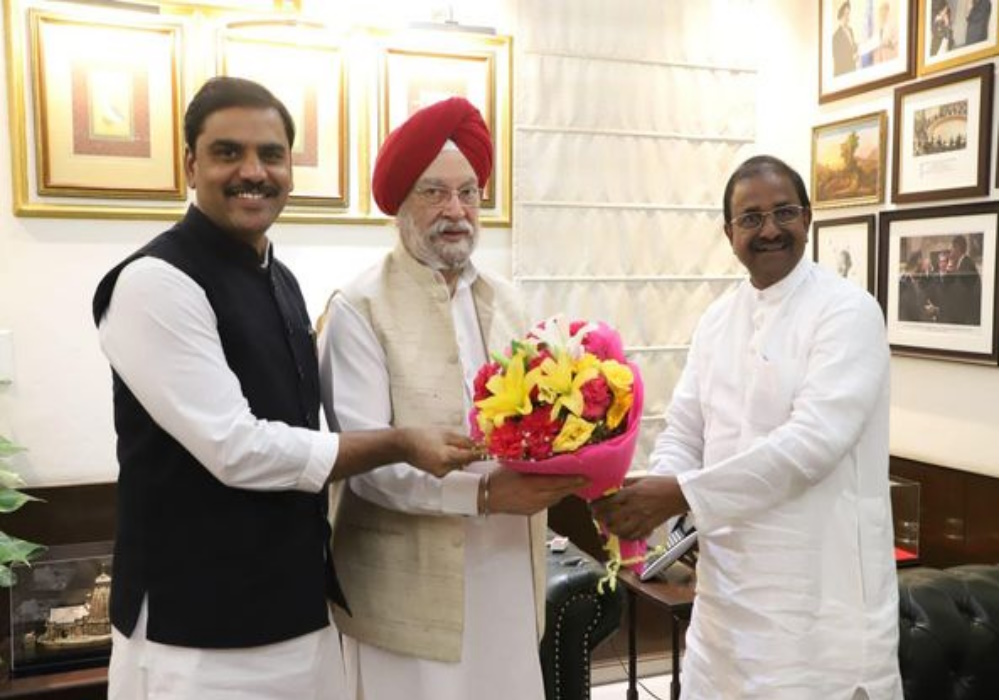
[447,353,459,364]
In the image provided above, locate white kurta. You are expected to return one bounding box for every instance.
[99,256,348,700]
[652,257,902,700]
[317,264,544,700]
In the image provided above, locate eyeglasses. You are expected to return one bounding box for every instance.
[729,205,806,231]
[411,184,482,208]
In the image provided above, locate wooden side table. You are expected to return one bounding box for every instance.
[618,564,696,700]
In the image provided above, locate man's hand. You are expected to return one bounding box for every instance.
[590,475,687,541]
[484,467,589,516]
[401,427,479,477]
[331,427,477,482]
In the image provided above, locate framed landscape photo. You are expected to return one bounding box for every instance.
[891,63,994,203]
[375,31,512,225]
[877,202,998,364]
[819,0,914,103]
[812,111,887,209]
[219,22,348,209]
[814,215,877,294]
[28,10,184,199]
[916,0,998,76]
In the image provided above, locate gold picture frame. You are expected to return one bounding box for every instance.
[819,0,914,103]
[375,31,512,226]
[29,10,184,201]
[811,111,888,209]
[916,0,998,76]
[219,21,349,211]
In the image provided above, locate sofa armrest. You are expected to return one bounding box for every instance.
[898,564,998,700]
[540,537,623,700]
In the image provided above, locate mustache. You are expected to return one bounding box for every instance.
[749,234,795,252]
[224,183,280,198]
[428,219,475,237]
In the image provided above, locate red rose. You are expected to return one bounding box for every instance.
[580,376,612,421]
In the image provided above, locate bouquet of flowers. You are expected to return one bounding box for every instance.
[470,315,648,586]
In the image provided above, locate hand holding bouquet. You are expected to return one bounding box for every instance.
[469,315,648,586]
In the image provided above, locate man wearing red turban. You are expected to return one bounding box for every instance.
[317,98,583,700]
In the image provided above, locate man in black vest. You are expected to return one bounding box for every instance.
[92,77,476,700]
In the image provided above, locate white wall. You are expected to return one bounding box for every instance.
[0,0,996,486]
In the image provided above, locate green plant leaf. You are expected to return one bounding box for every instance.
[0,435,26,459]
[0,468,27,489]
[0,530,46,569]
[0,488,41,514]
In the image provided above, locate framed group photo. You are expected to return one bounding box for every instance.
[819,0,914,103]
[219,21,349,210]
[877,202,998,364]
[814,215,877,294]
[811,111,887,209]
[916,0,998,76]
[891,63,994,203]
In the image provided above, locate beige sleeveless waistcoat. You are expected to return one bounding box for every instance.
[329,243,547,662]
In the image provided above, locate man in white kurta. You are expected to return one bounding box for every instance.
[317,97,584,700]
[594,155,902,699]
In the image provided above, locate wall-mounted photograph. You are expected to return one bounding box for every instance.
[814,215,877,294]
[819,0,914,103]
[916,0,998,76]
[374,31,512,225]
[219,21,349,211]
[891,63,994,203]
[28,10,184,200]
[878,202,998,364]
[811,111,887,209]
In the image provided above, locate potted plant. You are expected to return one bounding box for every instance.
[0,433,45,587]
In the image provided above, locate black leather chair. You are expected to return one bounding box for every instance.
[898,564,998,700]
[541,536,624,700]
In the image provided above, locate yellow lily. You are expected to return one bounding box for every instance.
[534,352,600,419]
[553,414,597,453]
[601,361,634,429]
[474,351,536,427]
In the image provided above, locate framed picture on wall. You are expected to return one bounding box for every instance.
[891,63,994,203]
[814,215,877,294]
[877,202,998,365]
[375,31,512,225]
[811,111,887,209]
[819,0,914,103]
[219,22,349,210]
[28,10,184,200]
[915,0,998,76]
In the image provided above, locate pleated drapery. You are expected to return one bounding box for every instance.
[511,0,759,466]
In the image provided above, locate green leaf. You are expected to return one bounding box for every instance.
[0,435,26,459]
[0,468,27,489]
[0,531,46,568]
[0,563,14,587]
[0,488,41,514]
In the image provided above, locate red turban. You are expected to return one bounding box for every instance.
[372,97,493,215]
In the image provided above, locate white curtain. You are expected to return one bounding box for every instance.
[512,0,759,467]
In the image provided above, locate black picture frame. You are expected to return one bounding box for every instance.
[877,201,998,364]
[814,214,877,295]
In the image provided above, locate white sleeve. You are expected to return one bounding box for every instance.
[98,257,338,493]
[679,293,890,533]
[317,293,480,516]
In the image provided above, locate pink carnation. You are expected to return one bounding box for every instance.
[580,376,612,421]
[581,322,626,362]
[472,361,502,401]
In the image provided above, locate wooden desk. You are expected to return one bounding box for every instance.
[618,564,696,700]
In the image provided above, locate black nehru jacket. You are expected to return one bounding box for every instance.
[92,205,347,648]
